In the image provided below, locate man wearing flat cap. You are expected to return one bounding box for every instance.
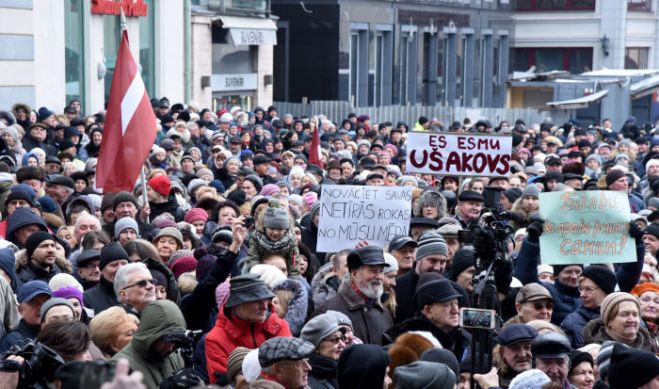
[493,323,538,388]
[258,337,314,389]
[531,332,573,387]
[315,245,393,345]
[205,274,291,384]
[455,190,484,229]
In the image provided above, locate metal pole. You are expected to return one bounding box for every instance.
[140,167,150,224]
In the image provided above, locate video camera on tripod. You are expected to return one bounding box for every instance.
[161,329,202,368]
[0,340,65,389]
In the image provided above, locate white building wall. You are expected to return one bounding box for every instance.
[34,0,66,112]
[191,13,213,107]
[156,0,185,103]
[256,44,274,108]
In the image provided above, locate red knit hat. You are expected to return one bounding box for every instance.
[148,175,171,197]
[184,208,209,224]
[169,256,198,279]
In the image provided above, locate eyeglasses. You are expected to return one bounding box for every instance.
[80,262,100,270]
[531,301,554,310]
[323,335,346,345]
[122,278,155,290]
[578,286,600,294]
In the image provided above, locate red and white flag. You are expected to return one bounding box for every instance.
[96,29,156,193]
[308,127,323,169]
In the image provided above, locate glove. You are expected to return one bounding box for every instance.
[629,222,644,240]
[494,260,513,294]
[159,369,202,389]
[526,219,545,243]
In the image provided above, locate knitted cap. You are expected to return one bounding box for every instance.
[521,184,540,198]
[52,286,84,306]
[600,292,640,326]
[596,340,617,380]
[606,169,627,187]
[445,249,475,281]
[99,242,129,270]
[48,273,83,293]
[114,217,139,238]
[39,297,74,323]
[394,361,456,389]
[608,343,659,389]
[263,203,290,230]
[184,208,208,224]
[153,227,184,248]
[169,256,198,279]
[112,191,138,210]
[148,175,171,197]
[383,253,399,274]
[25,231,55,259]
[227,347,251,385]
[580,265,617,294]
[508,369,550,389]
[416,230,448,260]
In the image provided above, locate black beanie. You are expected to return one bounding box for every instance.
[569,351,594,376]
[99,242,129,270]
[608,343,659,389]
[606,169,627,187]
[553,264,583,276]
[149,268,168,287]
[445,249,475,281]
[112,191,138,211]
[25,231,55,259]
[644,223,659,239]
[581,265,617,294]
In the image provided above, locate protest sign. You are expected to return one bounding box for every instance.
[539,190,635,265]
[406,132,512,177]
[316,185,412,252]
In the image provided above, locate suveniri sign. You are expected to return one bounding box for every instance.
[91,0,148,17]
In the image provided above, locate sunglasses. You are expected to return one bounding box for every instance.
[531,301,554,310]
[122,278,155,290]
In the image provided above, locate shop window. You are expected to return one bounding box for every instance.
[512,47,593,74]
[139,0,156,98]
[625,47,649,69]
[64,0,84,110]
[628,0,652,11]
[515,0,595,11]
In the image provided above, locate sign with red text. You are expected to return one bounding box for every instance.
[317,185,412,252]
[91,0,148,17]
[539,191,635,265]
[406,132,512,177]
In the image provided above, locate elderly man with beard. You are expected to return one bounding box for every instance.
[493,324,538,388]
[315,246,393,345]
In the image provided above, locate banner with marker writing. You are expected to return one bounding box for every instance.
[316,185,412,252]
[539,191,635,265]
[405,132,512,177]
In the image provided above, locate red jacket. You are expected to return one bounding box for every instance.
[205,304,291,384]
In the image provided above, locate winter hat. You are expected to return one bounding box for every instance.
[39,297,74,323]
[445,248,475,281]
[383,253,399,274]
[300,312,343,347]
[227,347,251,385]
[212,228,233,245]
[630,282,659,298]
[416,230,448,260]
[99,242,129,270]
[608,343,659,389]
[600,292,640,326]
[100,191,117,212]
[416,278,461,308]
[553,264,583,276]
[596,340,617,380]
[25,231,55,259]
[244,175,263,193]
[114,217,139,238]
[569,351,594,377]
[521,184,540,198]
[260,184,281,197]
[148,175,171,197]
[149,269,168,288]
[394,361,456,389]
[6,184,36,206]
[225,274,275,308]
[644,223,659,239]
[48,274,83,293]
[502,188,522,203]
[184,208,208,224]
[187,179,206,197]
[303,192,318,209]
[153,227,184,248]
[419,348,460,378]
[249,265,286,289]
[112,191,138,210]
[580,265,617,294]
[169,256,198,279]
[52,286,84,307]
[310,201,321,218]
[508,369,551,389]
[606,168,627,187]
[263,201,290,229]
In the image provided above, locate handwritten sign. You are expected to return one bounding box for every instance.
[316,185,412,252]
[406,132,512,177]
[539,191,635,265]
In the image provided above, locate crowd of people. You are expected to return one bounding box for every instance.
[0,99,655,389]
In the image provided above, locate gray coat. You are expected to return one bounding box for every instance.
[314,280,393,345]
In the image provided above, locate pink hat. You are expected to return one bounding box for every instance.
[385,144,398,156]
[169,256,198,279]
[303,192,318,208]
[260,183,281,197]
[184,208,209,224]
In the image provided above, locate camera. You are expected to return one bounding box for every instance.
[459,308,496,330]
[0,340,65,389]
[161,329,202,347]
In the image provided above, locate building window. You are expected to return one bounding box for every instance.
[628,0,652,11]
[350,32,360,105]
[515,0,595,11]
[64,0,84,109]
[139,0,156,98]
[625,47,649,69]
[103,15,122,104]
[512,47,593,74]
[369,32,384,106]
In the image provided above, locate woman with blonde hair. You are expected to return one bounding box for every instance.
[89,306,139,358]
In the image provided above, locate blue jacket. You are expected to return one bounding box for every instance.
[561,306,600,348]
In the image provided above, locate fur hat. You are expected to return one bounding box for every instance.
[387,332,435,374]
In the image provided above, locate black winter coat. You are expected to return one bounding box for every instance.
[83,276,120,314]
[307,353,338,389]
[561,306,600,348]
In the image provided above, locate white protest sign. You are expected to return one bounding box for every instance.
[316,185,412,252]
[406,132,512,177]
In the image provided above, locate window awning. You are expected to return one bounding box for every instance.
[630,75,659,99]
[217,15,277,46]
[546,89,608,110]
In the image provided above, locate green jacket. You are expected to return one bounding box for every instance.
[113,300,186,389]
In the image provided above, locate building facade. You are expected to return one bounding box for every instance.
[0,0,185,115]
